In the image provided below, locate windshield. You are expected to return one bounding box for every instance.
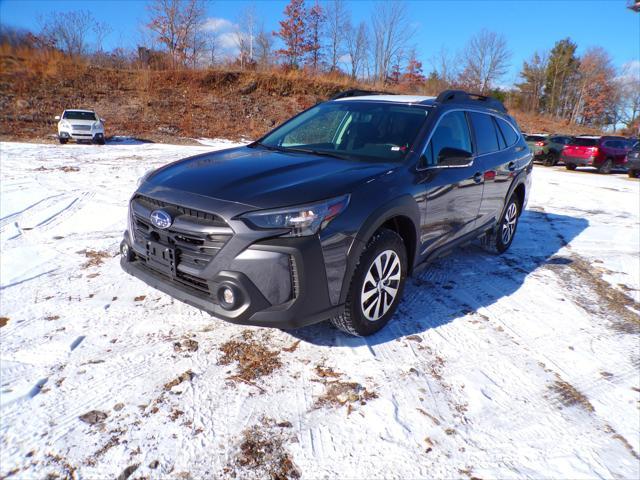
[257,101,431,162]
[571,137,598,147]
[63,111,97,121]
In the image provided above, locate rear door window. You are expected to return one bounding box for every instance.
[496,118,519,147]
[469,112,500,155]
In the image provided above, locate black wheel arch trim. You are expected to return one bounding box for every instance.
[338,195,420,305]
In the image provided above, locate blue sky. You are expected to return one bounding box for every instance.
[1,0,638,85]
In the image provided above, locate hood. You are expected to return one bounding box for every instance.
[143,146,397,210]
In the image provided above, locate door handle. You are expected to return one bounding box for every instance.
[473,172,483,183]
[508,162,516,171]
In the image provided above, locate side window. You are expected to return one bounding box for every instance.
[496,117,519,148]
[469,112,500,154]
[423,111,472,167]
[494,117,506,150]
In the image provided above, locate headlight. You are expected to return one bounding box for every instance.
[137,169,155,186]
[60,121,70,128]
[93,121,100,129]
[241,194,350,237]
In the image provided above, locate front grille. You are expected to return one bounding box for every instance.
[130,195,233,294]
[72,124,91,131]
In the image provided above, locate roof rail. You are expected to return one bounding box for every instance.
[435,89,507,112]
[330,89,393,100]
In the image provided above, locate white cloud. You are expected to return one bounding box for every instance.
[202,17,235,33]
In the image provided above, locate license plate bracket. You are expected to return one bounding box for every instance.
[146,241,176,276]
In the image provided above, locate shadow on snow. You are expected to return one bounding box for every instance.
[288,209,589,347]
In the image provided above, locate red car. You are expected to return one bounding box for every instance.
[563,136,633,174]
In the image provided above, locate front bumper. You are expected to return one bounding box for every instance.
[59,130,104,141]
[120,190,352,329]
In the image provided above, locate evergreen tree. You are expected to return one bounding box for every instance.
[541,38,579,118]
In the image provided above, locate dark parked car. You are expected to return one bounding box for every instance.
[562,136,632,173]
[120,90,532,336]
[524,134,548,158]
[537,135,574,166]
[626,141,640,178]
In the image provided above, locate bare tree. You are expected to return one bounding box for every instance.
[235,4,258,68]
[618,62,640,128]
[458,29,511,94]
[39,10,97,56]
[255,25,274,70]
[371,0,414,82]
[92,20,112,53]
[428,46,459,90]
[345,20,369,79]
[146,0,207,67]
[325,0,347,71]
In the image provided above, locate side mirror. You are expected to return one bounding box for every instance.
[100,118,105,123]
[437,147,473,167]
[55,115,60,121]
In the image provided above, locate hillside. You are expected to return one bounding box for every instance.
[0,48,602,143]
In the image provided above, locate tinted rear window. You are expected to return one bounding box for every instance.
[525,135,546,142]
[469,112,499,154]
[571,138,598,147]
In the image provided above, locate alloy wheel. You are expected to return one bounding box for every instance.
[501,202,518,245]
[361,249,402,321]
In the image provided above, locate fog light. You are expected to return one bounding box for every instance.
[121,243,129,257]
[222,287,234,305]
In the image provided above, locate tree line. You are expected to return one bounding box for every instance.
[1,0,638,131]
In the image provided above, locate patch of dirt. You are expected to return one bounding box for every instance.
[43,453,77,479]
[228,417,300,480]
[79,410,108,425]
[282,340,300,353]
[314,365,341,378]
[544,252,640,335]
[164,370,195,391]
[134,295,146,302]
[603,424,640,461]
[44,315,60,321]
[78,249,110,269]
[0,316,8,327]
[174,338,199,353]
[218,331,282,387]
[548,377,594,412]
[59,166,80,172]
[315,381,378,409]
[86,435,120,466]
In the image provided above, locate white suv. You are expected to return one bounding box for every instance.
[55,109,105,145]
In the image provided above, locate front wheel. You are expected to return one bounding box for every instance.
[566,163,577,171]
[331,229,407,336]
[58,137,68,144]
[629,169,639,179]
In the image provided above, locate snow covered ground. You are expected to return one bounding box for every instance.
[1,140,638,479]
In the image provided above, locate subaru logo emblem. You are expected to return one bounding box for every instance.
[150,209,172,229]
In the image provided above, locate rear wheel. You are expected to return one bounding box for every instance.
[598,159,613,174]
[543,152,555,166]
[629,169,639,179]
[330,229,407,336]
[566,163,577,171]
[481,195,520,254]
[58,137,68,144]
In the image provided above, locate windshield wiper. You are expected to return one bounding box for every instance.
[280,147,350,160]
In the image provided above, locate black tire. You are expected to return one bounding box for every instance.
[629,169,639,179]
[566,163,577,171]
[543,154,553,166]
[59,138,68,144]
[94,136,106,145]
[330,229,407,336]
[598,159,613,174]
[481,195,521,254]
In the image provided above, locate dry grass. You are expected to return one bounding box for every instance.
[229,417,300,480]
[0,44,603,143]
[78,249,110,269]
[548,378,594,412]
[218,331,282,387]
[0,317,8,327]
[163,370,195,391]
